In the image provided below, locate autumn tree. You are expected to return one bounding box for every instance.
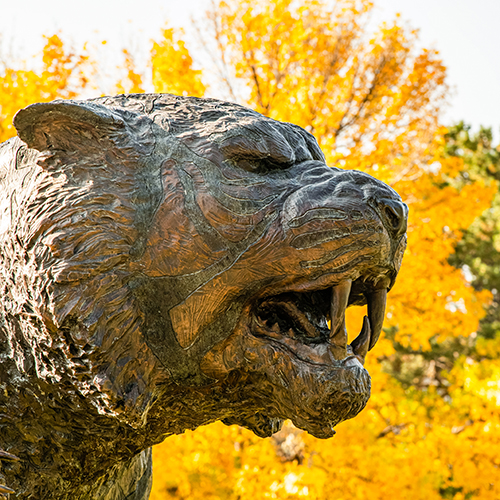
[115,49,146,94]
[447,123,500,340]
[151,27,206,97]
[114,25,206,97]
[206,0,443,173]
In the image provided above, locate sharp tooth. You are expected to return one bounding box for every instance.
[366,288,387,350]
[351,316,371,363]
[329,280,351,359]
[0,484,15,494]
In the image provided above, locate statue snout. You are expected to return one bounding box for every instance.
[377,198,408,239]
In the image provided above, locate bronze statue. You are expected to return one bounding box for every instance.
[0,94,407,499]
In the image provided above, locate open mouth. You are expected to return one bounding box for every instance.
[250,277,389,364]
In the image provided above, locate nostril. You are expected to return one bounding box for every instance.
[378,198,408,237]
[384,206,400,229]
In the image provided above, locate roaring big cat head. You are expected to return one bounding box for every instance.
[3,93,407,441]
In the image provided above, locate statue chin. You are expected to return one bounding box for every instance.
[223,414,284,438]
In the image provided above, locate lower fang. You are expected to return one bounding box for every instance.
[350,316,371,363]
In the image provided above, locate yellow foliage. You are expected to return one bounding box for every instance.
[116,49,145,94]
[211,0,445,173]
[0,34,88,142]
[151,27,206,97]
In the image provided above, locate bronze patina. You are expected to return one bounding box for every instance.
[0,94,407,499]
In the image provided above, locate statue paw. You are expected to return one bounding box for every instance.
[0,450,19,497]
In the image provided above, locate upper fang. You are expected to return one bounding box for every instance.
[366,288,387,350]
[329,280,351,359]
[351,316,371,364]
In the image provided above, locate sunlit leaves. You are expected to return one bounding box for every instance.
[0,34,88,142]
[151,27,206,97]
[151,380,500,500]
[208,0,446,176]
[116,49,145,94]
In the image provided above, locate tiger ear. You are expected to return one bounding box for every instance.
[13,100,125,153]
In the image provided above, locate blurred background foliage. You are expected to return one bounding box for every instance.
[1,0,499,498]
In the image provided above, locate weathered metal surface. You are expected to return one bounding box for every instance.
[0,93,407,499]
